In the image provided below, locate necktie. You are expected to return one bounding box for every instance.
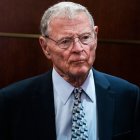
[71,88,88,140]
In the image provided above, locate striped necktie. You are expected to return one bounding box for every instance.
[71,88,88,140]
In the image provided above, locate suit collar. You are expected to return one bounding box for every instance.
[93,69,115,140]
[93,69,110,90]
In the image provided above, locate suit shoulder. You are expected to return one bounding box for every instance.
[104,72,138,89]
[93,69,139,93]
[0,71,52,97]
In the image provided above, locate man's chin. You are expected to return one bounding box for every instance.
[69,67,90,77]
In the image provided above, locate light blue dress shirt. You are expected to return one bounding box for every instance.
[52,68,97,140]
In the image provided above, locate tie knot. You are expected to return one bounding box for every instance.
[73,88,82,100]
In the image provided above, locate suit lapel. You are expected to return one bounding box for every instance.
[93,69,115,140]
[36,71,56,140]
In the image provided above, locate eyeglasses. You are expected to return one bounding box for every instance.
[44,32,95,49]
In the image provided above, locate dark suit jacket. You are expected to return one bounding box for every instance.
[0,69,139,140]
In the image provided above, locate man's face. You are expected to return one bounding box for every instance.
[40,12,98,80]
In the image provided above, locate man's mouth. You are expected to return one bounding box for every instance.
[71,60,86,64]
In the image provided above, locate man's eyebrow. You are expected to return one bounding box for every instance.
[58,35,73,41]
[80,30,92,34]
[57,30,92,40]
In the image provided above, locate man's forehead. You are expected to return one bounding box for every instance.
[49,13,91,35]
[51,11,87,20]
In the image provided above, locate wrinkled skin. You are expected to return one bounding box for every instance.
[39,12,98,87]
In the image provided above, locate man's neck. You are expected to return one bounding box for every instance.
[54,67,90,87]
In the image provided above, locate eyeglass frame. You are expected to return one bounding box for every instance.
[44,31,96,49]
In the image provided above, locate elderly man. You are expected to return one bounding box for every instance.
[0,2,139,140]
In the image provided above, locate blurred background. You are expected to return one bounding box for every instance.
[0,0,140,88]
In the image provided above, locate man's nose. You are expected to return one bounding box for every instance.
[72,38,83,52]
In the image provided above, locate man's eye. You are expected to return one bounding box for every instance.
[60,38,72,44]
[81,35,90,40]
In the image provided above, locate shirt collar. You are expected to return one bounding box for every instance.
[81,69,95,102]
[52,68,95,105]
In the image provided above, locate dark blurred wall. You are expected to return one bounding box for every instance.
[0,0,140,88]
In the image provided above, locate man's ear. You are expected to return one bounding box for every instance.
[93,26,98,50]
[94,26,98,35]
[39,36,51,59]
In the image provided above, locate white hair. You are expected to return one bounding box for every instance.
[40,2,95,36]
